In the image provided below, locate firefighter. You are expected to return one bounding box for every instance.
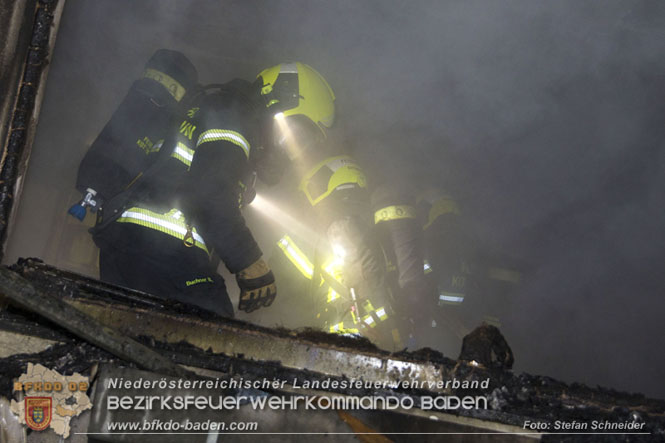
[261,63,402,349]
[420,188,525,339]
[75,55,334,317]
[299,147,395,349]
[371,181,430,347]
[295,144,385,305]
[413,188,478,352]
[417,188,474,310]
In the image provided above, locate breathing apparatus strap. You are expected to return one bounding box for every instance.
[89,128,181,235]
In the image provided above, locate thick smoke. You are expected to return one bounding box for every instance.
[4,0,664,398]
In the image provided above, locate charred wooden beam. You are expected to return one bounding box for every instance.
[0,0,65,259]
[1,258,664,440]
[0,265,189,377]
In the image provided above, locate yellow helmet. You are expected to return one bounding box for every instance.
[257,62,335,138]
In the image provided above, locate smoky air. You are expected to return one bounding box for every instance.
[4,0,664,399]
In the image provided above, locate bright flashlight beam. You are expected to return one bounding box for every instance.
[273,112,304,161]
[250,193,322,243]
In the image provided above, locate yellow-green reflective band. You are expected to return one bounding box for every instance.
[143,68,186,102]
[362,315,376,328]
[438,292,465,305]
[329,322,359,334]
[374,205,416,224]
[424,196,460,230]
[170,142,194,167]
[117,208,209,253]
[197,129,250,158]
[327,287,340,303]
[324,257,344,276]
[423,259,433,274]
[277,235,314,279]
[323,257,345,297]
[375,307,388,321]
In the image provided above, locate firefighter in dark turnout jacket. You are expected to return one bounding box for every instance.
[75,52,333,316]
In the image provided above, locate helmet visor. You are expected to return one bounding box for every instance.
[263,72,300,113]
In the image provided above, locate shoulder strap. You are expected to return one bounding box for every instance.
[89,125,183,235]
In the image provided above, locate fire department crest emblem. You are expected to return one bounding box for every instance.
[25,397,52,431]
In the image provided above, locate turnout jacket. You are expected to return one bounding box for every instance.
[96,80,263,274]
[179,81,263,272]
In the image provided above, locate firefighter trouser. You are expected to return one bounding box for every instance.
[99,246,234,317]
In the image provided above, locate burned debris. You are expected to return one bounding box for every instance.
[458,323,515,370]
[0,259,663,441]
